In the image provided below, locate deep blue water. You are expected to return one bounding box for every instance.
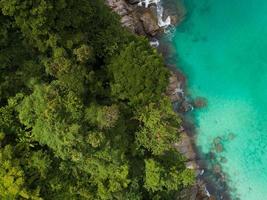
[171,0,267,199]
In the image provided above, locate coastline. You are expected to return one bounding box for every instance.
[106,0,213,199]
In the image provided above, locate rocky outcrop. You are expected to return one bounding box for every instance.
[174,131,197,169]
[166,71,184,103]
[106,0,186,37]
[140,11,160,36]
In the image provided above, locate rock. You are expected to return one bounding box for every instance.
[178,125,185,133]
[121,15,135,31]
[193,97,207,108]
[213,136,222,145]
[220,156,228,163]
[195,180,214,200]
[227,132,236,140]
[213,136,224,153]
[213,164,222,174]
[215,143,223,153]
[179,100,193,113]
[126,0,140,4]
[177,185,198,200]
[207,152,216,160]
[175,132,196,162]
[166,72,184,103]
[140,11,160,36]
[186,161,198,170]
[170,15,179,25]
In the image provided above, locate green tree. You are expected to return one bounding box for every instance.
[108,40,169,106]
[0,145,41,200]
[0,0,194,199]
[135,97,181,155]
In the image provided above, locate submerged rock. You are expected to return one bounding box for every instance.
[193,97,207,108]
[180,100,194,113]
[220,156,228,163]
[227,132,236,140]
[213,136,222,145]
[215,143,223,153]
[213,164,222,174]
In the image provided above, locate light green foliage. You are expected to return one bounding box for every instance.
[86,131,105,148]
[85,104,120,129]
[0,0,194,199]
[0,146,41,200]
[135,97,181,155]
[18,82,84,159]
[74,44,94,63]
[144,159,163,192]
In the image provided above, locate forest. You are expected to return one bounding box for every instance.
[0,0,194,199]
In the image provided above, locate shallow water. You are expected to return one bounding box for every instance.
[171,0,267,199]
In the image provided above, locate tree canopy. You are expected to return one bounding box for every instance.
[0,0,194,199]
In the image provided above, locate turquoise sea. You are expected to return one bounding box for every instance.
[170,0,267,199]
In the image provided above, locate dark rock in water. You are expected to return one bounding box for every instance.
[213,164,222,174]
[193,97,207,108]
[213,136,222,145]
[215,143,223,153]
[227,132,236,140]
[179,100,193,113]
[213,136,224,153]
[207,152,216,160]
[220,156,228,163]
[163,0,187,25]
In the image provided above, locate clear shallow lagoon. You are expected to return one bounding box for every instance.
[171,0,267,199]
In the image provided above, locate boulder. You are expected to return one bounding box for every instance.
[179,100,193,113]
[174,132,196,162]
[127,0,140,4]
[166,72,184,103]
[121,15,135,32]
[140,11,160,36]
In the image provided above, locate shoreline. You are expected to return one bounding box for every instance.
[106,0,216,199]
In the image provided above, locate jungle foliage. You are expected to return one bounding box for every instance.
[0,0,194,199]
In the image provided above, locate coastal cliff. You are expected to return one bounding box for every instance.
[106,0,213,199]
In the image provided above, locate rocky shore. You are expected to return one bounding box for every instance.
[106,0,186,37]
[106,0,213,199]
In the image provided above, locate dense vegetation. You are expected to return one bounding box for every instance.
[0,0,194,199]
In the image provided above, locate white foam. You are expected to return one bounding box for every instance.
[149,39,159,47]
[138,0,171,28]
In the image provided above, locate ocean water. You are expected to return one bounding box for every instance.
[171,0,267,199]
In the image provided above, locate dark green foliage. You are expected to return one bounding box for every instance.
[108,39,169,106]
[0,0,194,199]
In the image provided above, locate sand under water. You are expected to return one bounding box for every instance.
[169,0,267,199]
